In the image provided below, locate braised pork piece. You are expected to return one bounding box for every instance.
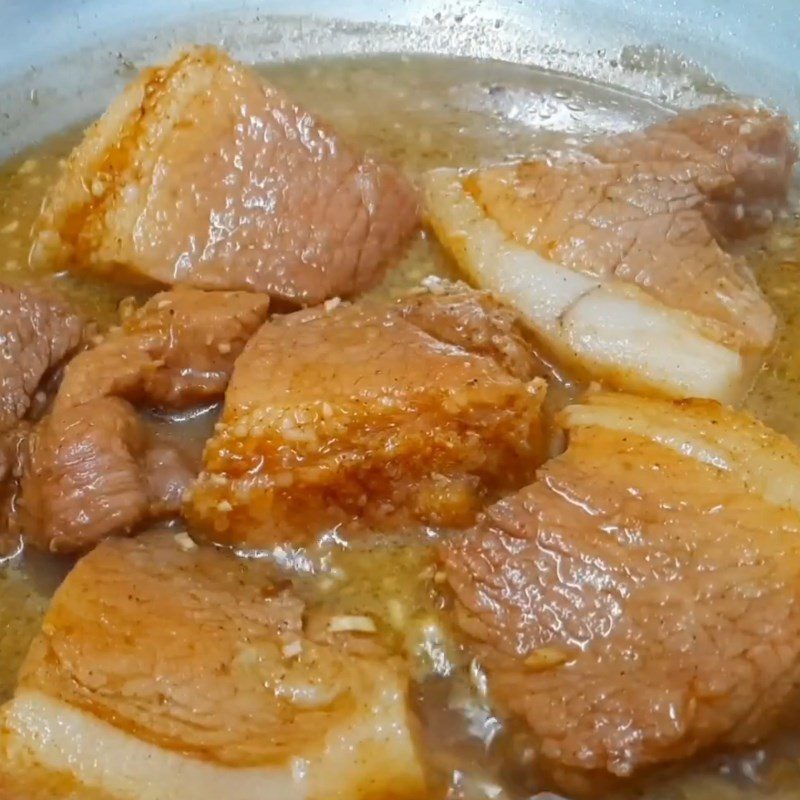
[19,288,269,553]
[424,104,796,401]
[440,393,800,793]
[188,283,547,547]
[32,47,418,306]
[1,46,800,800]
[0,284,83,551]
[1,532,426,800]
[0,284,82,436]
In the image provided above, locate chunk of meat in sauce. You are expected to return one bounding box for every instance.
[19,288,267,552]
[588,103,797,239]
[32,46,418,307]
[18,398,194,553]
[1,532,426,799]
[0,285,83,551]
[440,393,800,793]
[467,156,774,352]
[0,284,82,436]
[188,284,547,548]
[55,287,270,412]
[424,103,793,401]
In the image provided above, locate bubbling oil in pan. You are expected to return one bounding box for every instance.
[0,53,799,800]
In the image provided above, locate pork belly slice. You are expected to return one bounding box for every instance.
[18,288,268,553]
[440,392,800,793]
[0,532,426,800]
[588,103,797,239]
[32,46,418,306]
[422,104,794,401]
[423,169,745,401]
[188,285,547,548]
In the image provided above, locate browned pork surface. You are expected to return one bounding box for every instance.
[589,103,797,238]
[1,532,426,799]
[0,284,82,435]
[54,287,269,412]
[33,47,418,306]
[188,284,547,548]
[19,398,194,553]
[19,288,268,552]
[440,394,800,793]
[468,161,773,353]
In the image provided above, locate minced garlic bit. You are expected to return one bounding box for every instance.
[323,296,341,312]
[1,220,19,234]
[118,296,138,320]
[173,531,197,551]
[217,341,232,354]
[17,158,37,175]
[421,274,448,295]
[327,614,377,634]
[524,647,571,672]
[469,658,489,697]
[281,640,303,659]
[387,598,406,629]
[433,570,447,585]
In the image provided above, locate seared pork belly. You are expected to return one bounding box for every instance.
[0,284,82,435]
[423,104,794,401]
[55,287,269,412]
[588,104,797,238]
[19,288,267,552]
[33,47,418,306]
[466,160,774,351]
[440,392,800,792]
[0,532,426,800]
[188,284,547,548]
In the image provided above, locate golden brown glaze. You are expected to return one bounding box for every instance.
[188,286,548,547]
[6,532,425,799]
[441,394,800,793]
[33,47,418,306]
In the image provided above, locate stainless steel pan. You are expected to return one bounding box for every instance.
[1,0,798,159]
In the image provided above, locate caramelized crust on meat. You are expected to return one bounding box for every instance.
[55,287,269,412]
[440,393,800,792]
[188,287,547,548]
[2,533,425,799]
[32,47,418,306]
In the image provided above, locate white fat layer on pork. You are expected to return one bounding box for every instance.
[560,392,800,513]
[422,168,744,402]
[1,680,424,800]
